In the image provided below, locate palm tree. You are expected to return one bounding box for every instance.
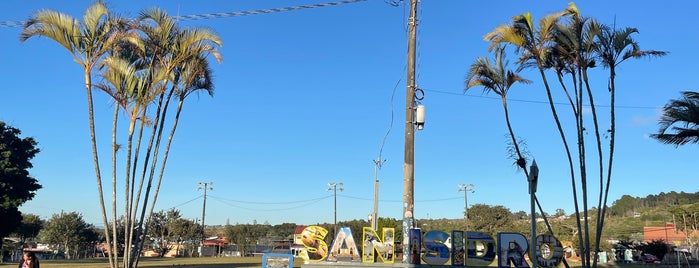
[20,3,121,267]
[128,9,222,267]
[484,6,581,260]
[552,6,603,266]
[650,91,699,145]
[594,23,667,264]
[96,52,164,267]
[465,46,531,169]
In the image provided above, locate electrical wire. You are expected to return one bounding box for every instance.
[161,193,464,214]
[0,0,367,28]
[207,194,332,212]
[207,194,331,205]
[173,0,366,21]
[423,87,662,110]
[163,194,203,210]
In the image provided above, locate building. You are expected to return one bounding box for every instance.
[643,223,694,245]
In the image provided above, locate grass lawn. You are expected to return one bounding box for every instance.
[0,256,265,268]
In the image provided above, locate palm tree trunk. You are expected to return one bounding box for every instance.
[597,66,617,268]
[123,116,137,268]
[86,68,116,268]
[128,115,148,268]
[148,98,185,242]
[110,103,120,268]
[135,88,174,268]
[583,69,605,268]
[537,64,584,268]
[574,66,591,268]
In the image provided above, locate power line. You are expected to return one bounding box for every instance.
[174,0,367,21]
[424,87,662,110]
[164,195,203,210]
[0,0,367,28]
[208,194,332,205]
[207,194,331,212]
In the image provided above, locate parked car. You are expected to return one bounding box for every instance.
[641,253,659,263]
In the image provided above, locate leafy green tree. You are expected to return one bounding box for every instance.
[223,223,270,256]
[12,213,44,243]
[268,223,297,240]
[169,218,200,257]
[0,121,41,252]
[145,210,173,257]
[669,204,699,246]
[39,211,98,259]
[650,91,699,146]
[467,204,514,235]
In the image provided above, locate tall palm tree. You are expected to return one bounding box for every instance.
[465,46,531,169]
[594,23,667,265]
[128,9,222,267]
[650,91,699,145]
[140,25,222,250]
[20,3,120,267]
[552,5,603,265]
[484,6,582,259]
[96,53,164,268]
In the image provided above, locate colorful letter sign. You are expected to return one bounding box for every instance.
[294,225,563,267]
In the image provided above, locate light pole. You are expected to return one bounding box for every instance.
[458,183,475,230]
[327,182,344,236]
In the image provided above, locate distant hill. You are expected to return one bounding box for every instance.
[608,191,699,217]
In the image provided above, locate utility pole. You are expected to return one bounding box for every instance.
[458,183,475,230]
[327,182,344,236]
[371,158,384,230]
[198,181,213,251]
[402,0,418,263]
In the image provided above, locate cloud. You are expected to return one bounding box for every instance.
[631,108,663,127]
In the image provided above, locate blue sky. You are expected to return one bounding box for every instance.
[0,0,696,228]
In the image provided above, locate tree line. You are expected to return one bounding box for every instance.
[4,193,698,262]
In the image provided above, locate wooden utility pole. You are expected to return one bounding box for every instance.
[402,0,418,263]
[198,181,213,252]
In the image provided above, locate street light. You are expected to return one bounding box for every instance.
[458,183,475,230]
[327,182,344,236]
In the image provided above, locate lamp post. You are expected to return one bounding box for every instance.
[327,182,344,236]
[458,183,475,230]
